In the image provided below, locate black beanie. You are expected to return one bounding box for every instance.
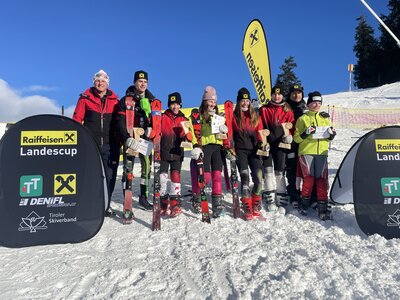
[237,87,251,102]
[271,84,283,96]
[307,91,323,104]
[133,70,148,82]
[289,84,303,94]
[168,92,182,107]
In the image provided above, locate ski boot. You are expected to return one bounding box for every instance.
[251,194,262,217]
[169,196,182,218]
[289,190,301,209]
[241,197,253,220]
[276,193,289,214]
[298,196,310,215]
[105,207,116,217]
[191,193,201,214]
[160,195,169,216]
[139,195,153,211]
[212,195,226,218]
[262,191,278,212]
[317,200,331,221]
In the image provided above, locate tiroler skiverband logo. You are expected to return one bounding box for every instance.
[20,131,77,145]
[18,211,48,233]
[54,174,76,195]
[375,139,400,161]
[381,177,400,205]
[20,175,43,197]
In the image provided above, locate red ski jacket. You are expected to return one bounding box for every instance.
[232,111,263,151]
[259,102,294,145]
[160,109,188,161]
[73,87,120,146]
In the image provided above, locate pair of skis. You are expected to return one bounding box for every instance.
[121,97,162,231]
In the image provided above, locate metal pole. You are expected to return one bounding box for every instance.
[360,0,400,48]
[349,71,352,92]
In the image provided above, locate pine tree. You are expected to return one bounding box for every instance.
[353,15,380,88]
[274,56,301,97]
[378,0,400,84]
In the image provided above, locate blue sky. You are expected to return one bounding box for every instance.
[0,0,389,121]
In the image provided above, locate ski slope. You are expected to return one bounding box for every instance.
[0,83,400,299]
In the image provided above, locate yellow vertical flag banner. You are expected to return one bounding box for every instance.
[242,19,271,105]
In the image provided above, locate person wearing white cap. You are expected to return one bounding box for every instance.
[73,69,120,216]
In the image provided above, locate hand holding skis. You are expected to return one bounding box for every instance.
[191,146,203,160]
[224,147,236,161]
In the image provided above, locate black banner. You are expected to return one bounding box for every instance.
[353,126,400,239]
[0,115,106,247]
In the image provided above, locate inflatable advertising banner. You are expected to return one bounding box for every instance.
[331,126,400,239]
[0,115,106,248]
[242,19,272,106]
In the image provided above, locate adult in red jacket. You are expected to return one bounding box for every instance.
[73,70,120,215]
[259,84,294,214]
[159,92,192,217]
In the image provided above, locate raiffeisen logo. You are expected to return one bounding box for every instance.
[375,139,400,151]
[375,139,400,161]
[245,52,267,103]
[21,131,77,146]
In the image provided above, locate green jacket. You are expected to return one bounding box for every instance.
[294,110,332,156]
[190,114,224,147]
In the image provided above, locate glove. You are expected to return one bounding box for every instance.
[191,147,204,160]
[126,137,139,151]
[319,111,330,118]
[282,135,293,144]
[327,127,336,140]
[300,125,316,139]
[219,124,229,134]
[224,148,236,161]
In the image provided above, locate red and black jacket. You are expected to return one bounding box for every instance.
[259,102,294,145]
[73,87,120,147]
[232,111,263,151]
[160,109,188,161]
[117,86,155,142]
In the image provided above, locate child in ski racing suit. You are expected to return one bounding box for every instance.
[232,88,264,220]
[259,84,295,214]
[190,86,229,218]
[285,84,307,208]
[117,70,156,210]
[159,92,192,218]
[294,91,336,220]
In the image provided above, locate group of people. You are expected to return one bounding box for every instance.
[73,69,336,221]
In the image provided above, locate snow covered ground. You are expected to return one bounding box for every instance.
[1,83,400,299]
